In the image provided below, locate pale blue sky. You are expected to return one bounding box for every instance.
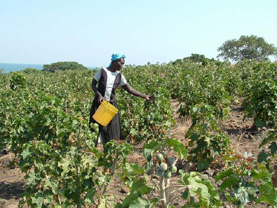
[0,0,276,66]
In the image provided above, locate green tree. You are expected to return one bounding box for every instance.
[173,53,219,66]
[218,35,277,61]
[184,53,208,63]
[43,61,88,72]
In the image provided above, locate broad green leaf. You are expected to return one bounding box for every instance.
[21,148,32,160]
[44,178,59,194]
[182,188,189,199]
[201,179,220,201]
[222,154,236,162]
[179,169,189,182]
[215,168,234,182]
[30,195,44,208]
[165,138,187,159]
[219,175,240,191]
[26,171,36,186]
[257,183,277,206]
[188,177,210,201]
[129,163,145,175]
[234,186,252,205]
[131,179,152,195]
[259,136,275,147]
[98,197,106,208]
[269,142,277,155]
[251,164,272,183]
[130,128,137,135]
[121,193,140,207]
[257,150,269,163]
[129,197,149,208]
[58,157,71,175]
[149,197,159,208]
[143,140,161,162]
[197,160,210,171]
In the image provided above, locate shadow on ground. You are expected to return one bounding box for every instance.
[0,181,24,200]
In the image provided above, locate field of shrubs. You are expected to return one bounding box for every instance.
[0,59,276,207]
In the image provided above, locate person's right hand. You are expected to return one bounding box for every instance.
[145,95,155,101]
[97,94,104,103]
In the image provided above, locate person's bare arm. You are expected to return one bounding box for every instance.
[122,83,153,100]
[92,79,104,103]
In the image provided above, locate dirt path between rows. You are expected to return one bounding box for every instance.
[0,99,269,207]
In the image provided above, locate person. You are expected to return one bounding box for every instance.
[89,53,153,148]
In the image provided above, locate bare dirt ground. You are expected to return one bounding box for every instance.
[0,99,270,208]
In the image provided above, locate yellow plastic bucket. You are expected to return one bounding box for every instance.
[93,100,118,126]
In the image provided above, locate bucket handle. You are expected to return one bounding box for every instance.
[98,96,104,104]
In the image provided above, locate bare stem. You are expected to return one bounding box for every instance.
[159,176,169,208]
[165,178,170,206]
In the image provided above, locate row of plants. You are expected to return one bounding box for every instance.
[0,59,276,207]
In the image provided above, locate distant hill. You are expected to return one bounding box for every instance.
[43,62,87,72]
[0,63,96,73]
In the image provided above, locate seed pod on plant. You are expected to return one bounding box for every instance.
[167,157,177,166]
[164,171,171,179]
[160,162,168,171]
[156,166,164,177]
[156,153,163,162]
[169,165,177,173]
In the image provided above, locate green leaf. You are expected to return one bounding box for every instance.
[189,132,200,143]
[215,168,234,182]
[182,188,189,199]
[44,178,59,194]
[234,186,254,206]
[220,175,240,191]
[254,119,264,127]
[201,179,220,201]
[21,148,32,160]
[30,195,44,208]
[251,164,272,183]
[179,169,189,182]
[130,128,137,135]
[58,157,71,175]
[129,163,145,175]
[143,140,161,162]
[129,197,149,208]
[259,135,275,147]
[222,154,236,162]
[26,171,36,186]
[197,160,210,171]
[121,193,139,207]
[98,197,106,208]
[257,150,269,163]
[165,138,187,159]
[188,177,210,201]
[269,142,277,155]
[149,198,159,208]
[225,191,235,203]
[257,183,277,206]
[131,179,152,195]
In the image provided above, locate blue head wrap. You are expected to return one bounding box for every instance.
[109,53,126,67]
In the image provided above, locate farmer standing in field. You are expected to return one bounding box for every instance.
[89,53,153,149]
